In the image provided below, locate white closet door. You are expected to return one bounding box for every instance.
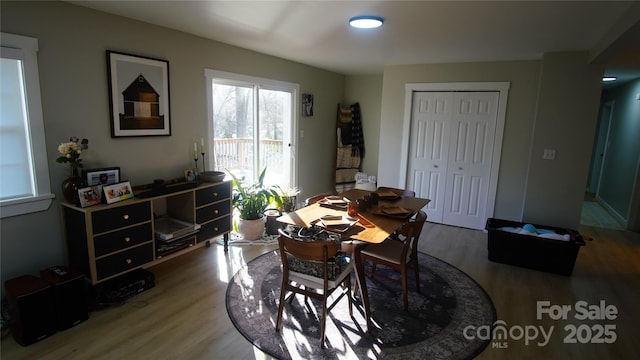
[407,92,453,223]
[407,91,499,229]
[443,92,499,229]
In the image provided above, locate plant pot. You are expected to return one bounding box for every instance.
[264,209,283,235]
[238,217,265,240]
[281,195,297,213]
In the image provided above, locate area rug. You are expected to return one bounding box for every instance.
[226,250,496,359]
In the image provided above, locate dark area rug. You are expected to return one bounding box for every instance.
[226,250,495,359]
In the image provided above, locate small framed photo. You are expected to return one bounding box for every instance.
[103,181,134,204]
[184,168,199,182]
[302,93,313,117]
[78,186,103,208]
[82,167,120,186]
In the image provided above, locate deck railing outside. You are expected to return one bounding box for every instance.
[213,138,283,175]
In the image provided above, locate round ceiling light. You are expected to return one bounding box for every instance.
[349,16,384,29]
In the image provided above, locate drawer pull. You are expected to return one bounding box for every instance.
[214,209,219,214]
[123,214,130,220]
[214,227,219,231]
[124,236,131,242]
[212,192,218,197]
[126,258,132,265]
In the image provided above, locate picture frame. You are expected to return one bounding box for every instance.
[184,168,199,182]
[107,51,171,137]
[82,167,120,186]
[103,181,134,204]
[302,93,314,117]
[77,186,103,208]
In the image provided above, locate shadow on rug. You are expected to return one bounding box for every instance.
[226,250,496,359]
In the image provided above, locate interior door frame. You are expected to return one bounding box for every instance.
[400,82,510,223]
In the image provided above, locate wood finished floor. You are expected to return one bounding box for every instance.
[2,222,639,359]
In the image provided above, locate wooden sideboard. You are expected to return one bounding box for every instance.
[62,181,231,284]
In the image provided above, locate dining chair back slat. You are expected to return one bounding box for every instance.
[376,186,416,198]
[276,230,353,348]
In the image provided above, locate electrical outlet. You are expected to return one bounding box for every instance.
[543,149,556,160]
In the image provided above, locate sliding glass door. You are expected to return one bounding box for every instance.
[205,70,297,189]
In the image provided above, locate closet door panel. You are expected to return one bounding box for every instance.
[406,92,453,223]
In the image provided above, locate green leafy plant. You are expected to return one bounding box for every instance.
[230,168,281,220]
[275,186,300,212]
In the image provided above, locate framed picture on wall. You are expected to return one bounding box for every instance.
[107,51,171,137]
[302,93,314,117]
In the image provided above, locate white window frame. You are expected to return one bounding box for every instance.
[1,33,54,218]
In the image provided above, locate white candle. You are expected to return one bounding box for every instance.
[201,138,205,153]
[194,143,198,159]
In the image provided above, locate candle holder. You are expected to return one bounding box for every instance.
[201,152,205,172]
[194,157,198,170]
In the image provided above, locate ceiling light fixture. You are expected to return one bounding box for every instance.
[349,16,384,29]
[602,77,617,82]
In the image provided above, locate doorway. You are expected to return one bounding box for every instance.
[400,82,510,230]
[205,69,298,189]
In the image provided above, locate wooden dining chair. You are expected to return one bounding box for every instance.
[359,210,427,311]
[304,192,335,206]
[376,186,416,198]
[275,230,354,348]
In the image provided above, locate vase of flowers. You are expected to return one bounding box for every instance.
[57,137,88,204]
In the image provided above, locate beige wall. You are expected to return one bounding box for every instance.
[0,1,344,287]
[377,60,542,220]
[523,52,604,228]
[376,54,604,229]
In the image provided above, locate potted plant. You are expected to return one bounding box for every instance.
[276,186,300,213]
[230,168,281,240]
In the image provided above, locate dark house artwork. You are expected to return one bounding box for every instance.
[120,74,164,129]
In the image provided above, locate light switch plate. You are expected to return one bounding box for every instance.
[543,149,556,160]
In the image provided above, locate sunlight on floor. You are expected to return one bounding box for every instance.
[216,244,248,283]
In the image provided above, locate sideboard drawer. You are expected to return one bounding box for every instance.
[197,217,231,243]
[196,201,231,224]
[94,223,153,257]
[92,202,151,234]
[96,243,154,280]
[195,183,231,207]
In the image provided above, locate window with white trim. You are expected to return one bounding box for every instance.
[0,33,54,218]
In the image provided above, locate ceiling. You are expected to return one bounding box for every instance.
[67,1,640,83]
